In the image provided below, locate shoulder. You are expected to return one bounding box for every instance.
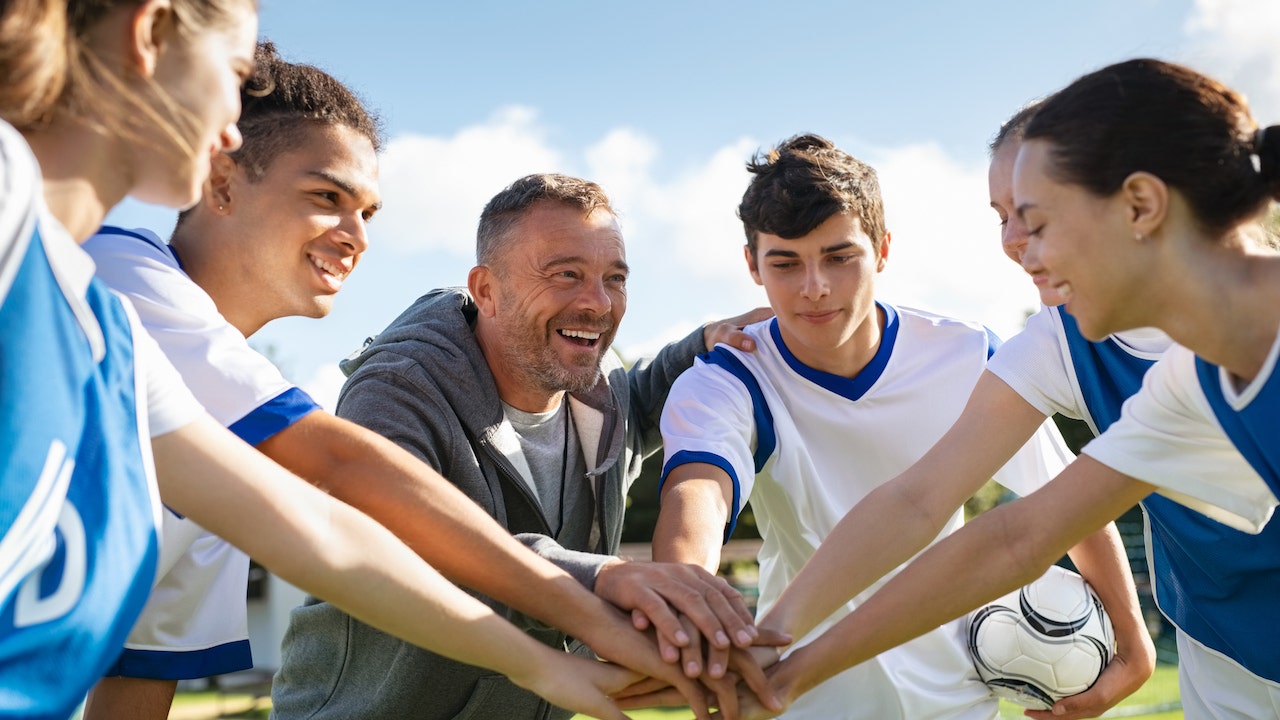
[891,303,999,354]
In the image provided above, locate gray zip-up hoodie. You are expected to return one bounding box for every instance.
[270,287,706,720]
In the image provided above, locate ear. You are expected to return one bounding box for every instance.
[204,152,238,215]
[127,0,175,79]
[875,232,891,272]
[1119,171,1168,239]
[468,266,498,318]
[744,245,763,286]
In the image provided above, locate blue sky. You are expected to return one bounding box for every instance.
[106,0,1280,407]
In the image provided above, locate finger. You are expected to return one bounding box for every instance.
[631,592,692,654]
[630,608,651,632]
[680,616,704,678]
[609,676,672,701]
[730,648,783,712]
[704,674,740,720]
[613,686,689,709]
[751,627,792,648]
[703,579,757,647]
[721,331,756,353]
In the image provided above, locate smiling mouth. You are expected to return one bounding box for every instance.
[310,254,349,281]
[558,328,603,348]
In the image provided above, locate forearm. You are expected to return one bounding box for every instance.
[1065,523,1155,670]
[156,417,581,686]
[764,374,1045,641]
[652,476,732,572]
[262,414,619,637]
[770,457,1153,703]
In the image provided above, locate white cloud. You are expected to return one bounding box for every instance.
[1184,0,1280,120]
[348,111,1035,377]
[299,363,348,413]
[872,142,1038,341]
[374,106,564,256]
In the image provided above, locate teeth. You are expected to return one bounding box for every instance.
[311,255,347,279]
[560,329,602,340]
[1056,282,1073,299]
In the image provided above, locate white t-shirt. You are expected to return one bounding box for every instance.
[1084,342,1278,534]
[661,305,1071,720]
[84,226,320,679]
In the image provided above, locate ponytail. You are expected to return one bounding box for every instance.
[0,0,68,129]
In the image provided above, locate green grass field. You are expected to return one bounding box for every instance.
[573,663,1185,720]
[170,663,1182,719]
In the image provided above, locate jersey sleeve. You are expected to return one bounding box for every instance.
[118,293,204,438]
[85,230,319,443]
[987,306,1081,421]
[1083,346,1277,533]
[659,354,761,542]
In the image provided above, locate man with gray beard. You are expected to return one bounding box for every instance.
[270,173,775,720]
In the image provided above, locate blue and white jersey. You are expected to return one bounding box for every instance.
[990,305,1280,684]
[0,120,200,719]
[83,226,322,679]
[661,304,1071,720]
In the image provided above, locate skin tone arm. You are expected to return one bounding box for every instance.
[760,372,1153,719]
[149,413,639,720]
[757,457,1155,720]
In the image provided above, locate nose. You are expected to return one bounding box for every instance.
[221,123,243,153]
[337,214,370,257]
[1020,230,1043,275]
[800,264,830,301]
[577,275,612,315]
[1001,215,1028,265]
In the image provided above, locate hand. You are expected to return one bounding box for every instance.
[702,307,774,353]
[613,633,790,717]
[595,560,758,675]
[515,651,640,720]
[1024,633,1156,720]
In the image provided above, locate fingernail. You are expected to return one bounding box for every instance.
[736,630,753,645]
[663,646,678,663]
[715,631,730,647]
[685,661,700,677]
[675,630,690,645]
[710,663,724,678]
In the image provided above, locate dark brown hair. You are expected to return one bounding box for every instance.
[738,133,886,259]
[1025,58,1280,237]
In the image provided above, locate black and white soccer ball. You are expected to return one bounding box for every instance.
[967,565,1116,710]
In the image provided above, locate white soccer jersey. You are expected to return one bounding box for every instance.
[1084,343,1278,534]
[987,306,1169,435]
[84,227,321,679]
[661,304,1071,720]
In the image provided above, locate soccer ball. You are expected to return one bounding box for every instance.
[967,565,1115,710]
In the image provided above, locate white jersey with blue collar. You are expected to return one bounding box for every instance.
[991,306,1280,688]
[83,225,321,679]
[661,304,1071,720]
[0,120,200,719]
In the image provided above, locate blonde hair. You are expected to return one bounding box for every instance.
[2,0,256,157]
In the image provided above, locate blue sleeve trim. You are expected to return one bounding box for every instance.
[104,639,252,680]
[228,387,321,446]
[983,325,1004,359]
[699,347,776,470]
[660,450,742,545]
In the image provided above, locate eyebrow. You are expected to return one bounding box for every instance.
[307,170,383,212]
[763,241,856,258]
[542,255,630,274]
[1014,202,1036,220]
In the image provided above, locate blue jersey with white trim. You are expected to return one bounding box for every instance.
[1059,310,1280,682]
[0,225,158,719]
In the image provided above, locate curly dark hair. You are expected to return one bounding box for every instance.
[738,133,886,260]
[230,40,383,181]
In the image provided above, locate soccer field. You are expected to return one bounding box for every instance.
[572,663,1184,720]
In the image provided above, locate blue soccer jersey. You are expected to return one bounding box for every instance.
[991,306,1280,684]
[0,122,157,720]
